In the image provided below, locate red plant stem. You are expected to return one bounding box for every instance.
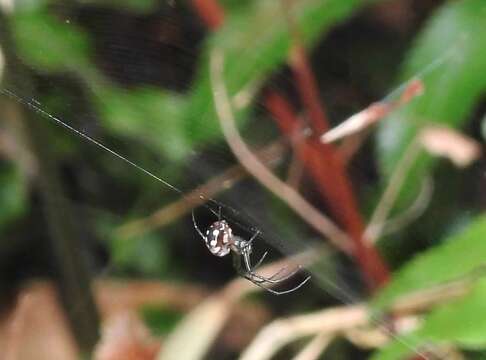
[289,46,390,289]
[191,0,390,290]
[265,92,389,289]
[289,47,330,133]
[191,0,225,30]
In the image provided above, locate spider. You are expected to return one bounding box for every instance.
[192,209,311,295]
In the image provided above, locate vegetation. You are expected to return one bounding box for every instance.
[0,0,485,359]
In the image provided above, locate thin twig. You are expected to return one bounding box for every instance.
[338,129,371,165]
[321,79,424,144]
[344,327,389,349]
[239,305,368,360]
[115,140,285,239]
[158,247,319,360]
[240,270,474,360]
[193,0,382,282]
[380,176,433,237]
[291,333,332,360]
[210,49,352,254]
[286,149,305,189]
[389,272,477,317]
[159,239,470,360]
[365,137,422,243]
[286,124,307,189]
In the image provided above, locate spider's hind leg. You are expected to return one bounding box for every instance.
[242,250,302,284]
[243,271,312,295]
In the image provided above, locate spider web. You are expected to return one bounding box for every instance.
[0,1,473,358]
[0,0,464,307]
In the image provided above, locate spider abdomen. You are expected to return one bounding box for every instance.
[205,220,233,257]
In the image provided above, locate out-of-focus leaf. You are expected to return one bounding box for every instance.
[11,8,92,72]
[377,0,486,209]
[372,278,486,360]
[94,86,189,161]
[373,215,486,310]
[185,0,378,144]
[0,165,27,230]
[219,0,256,13]
[105,217,169,276]
[481,115,486,141]
[418,279,486,348]
[158,295,232,360]
[9,0,49,12]
[79,0,158,13]
[140,306,183,336]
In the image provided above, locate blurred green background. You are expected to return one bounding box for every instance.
[0,0,485,359]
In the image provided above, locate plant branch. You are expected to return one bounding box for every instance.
[276,2,390,289]
[291,333,332,360]
[265,92,390,288]
[158,246,319,360]
[239,305,368,360]
[193,0,389,289]
[210,49,352,253]
[364,137,422,243]
[115,140,285,239]
[321,79,424,144]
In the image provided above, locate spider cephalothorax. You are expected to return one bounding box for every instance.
[192,209,310,295]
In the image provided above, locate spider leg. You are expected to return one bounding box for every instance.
[242,250,302,284]
[233,252,311,295]
[243,273,312,295]
[241,230,301,283]
[245,251,292,281]
[191,209,207,241]
[251,251,268,271]
[247,229,261,246]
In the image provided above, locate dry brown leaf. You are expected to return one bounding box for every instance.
[94,280,208,318]
[94,311,160,360]
[0,280,206,360]
[0,282,78,360]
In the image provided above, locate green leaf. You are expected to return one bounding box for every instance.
[11,8,91,72]
[185,0,378,144]
[93,86,190,161]
[0,165,27,231]
[372,215,486,360]
[140,306,183,336]
[370,332,422,360]
[110,230,169,276]
[377,0,486,209]
[419,279,486,348]
[373,279,486,360]
[79,0,159,13]
[95,211,169,275]
[373,215,486,310]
